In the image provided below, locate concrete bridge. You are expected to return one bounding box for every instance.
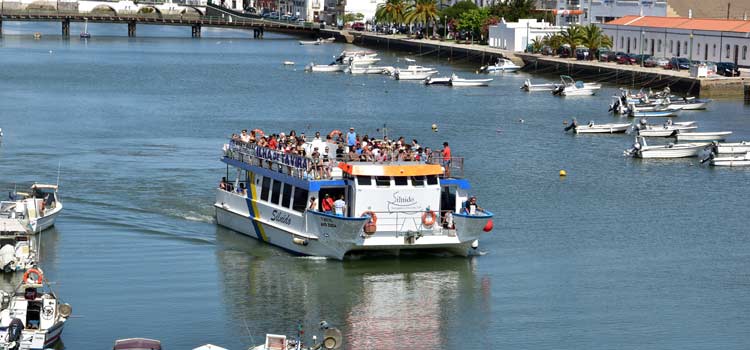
[0,1,321,37]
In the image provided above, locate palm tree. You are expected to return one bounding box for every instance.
[405,0,440,37]
[579,23,613,60]
[530,38,543,53]
[559,25,583,58]
[376,0,408,29]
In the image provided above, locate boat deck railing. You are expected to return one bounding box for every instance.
[426,151,464,178]
[359,209,463,237]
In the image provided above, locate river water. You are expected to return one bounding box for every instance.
[1,22,750,349]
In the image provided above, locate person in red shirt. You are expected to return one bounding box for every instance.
[322,193,334,214]
[268,135,278,150]
[441,142,451,178]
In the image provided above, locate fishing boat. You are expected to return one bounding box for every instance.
[675,131,732,142]
[0,184,62,234]
[113,338,162,350]
[710,141,750,154]
[704,152,750,167]
[0,268,72,350]
[80,18,91,39]
[449,74,492,87]
[481,58,521,73]
[394,66,438,80]
[215,133,494,260]
[520,79,559,92]
[552,75,601,96]
[624,137,707,158]
[250,321,342,350]
[565,120,630,134]
[305,63,346,72]
[424,76,452,85]
[0,219,36,273]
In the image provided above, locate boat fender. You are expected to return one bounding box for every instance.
[292,237,309,246]
[483,219,493,232]
[58,303,72,318]
[421,211,436,228]
[23,268,44,284]
[361,211,377,234]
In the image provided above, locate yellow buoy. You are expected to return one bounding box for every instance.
[431,124,438,132]
[559,170,567,177]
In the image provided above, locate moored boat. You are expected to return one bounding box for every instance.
[520,79,559,92]
[424,76,451,85]
[216,131,494,260]
[565,120,630,134]
[481,58,521,73]
[449,74,492,87]
[113,338,162,350]
[394,66,438,80]
[250,321,342,350]
[705,152,750,167]
[306,63,346,72]
[624,136,707,158]
[628,108,680,118]
[0,184,62,234]
[0,219,36,273]
[711,141,750,154]
[675,131,732,142]
[552,75,601,96]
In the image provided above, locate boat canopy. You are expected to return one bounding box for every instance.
[30,184,58,191]
[338,162,443,177]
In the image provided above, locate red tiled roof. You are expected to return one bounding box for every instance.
[605,16,750,33]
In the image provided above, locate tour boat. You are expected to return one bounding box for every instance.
[306,63,346,72]
[113,338,162,350]
[424,76,452,86]
[566,121,631,134]
[520,79,559,92]
[250,321,342,350]
[481,58,521,73]
[675,131,732,142]
[215,137,494,260]
[394,66,438,80]
[449,74,492,87]
[711,141,750,154]
[552,75,601,96]
[0,184,62,234]
[624,137,707,158]
[0,219,36,273]
[706,152,750,167]
[0,268,71,350]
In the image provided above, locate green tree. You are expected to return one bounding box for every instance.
[579,23,613,59]
[456,8,491,42]
[489,0,536,22]
[543,33,564,53]
[405,0,441,36]
[530,38,544,53]
[375,0,407,27]
[559,25,583,57]
[343,12,364,23]
[439,0,477,22]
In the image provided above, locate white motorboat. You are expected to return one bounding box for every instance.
[481,58,521,73]
[633,120,698,137]
[566,121,631,134]
[625,136,707,158]
[335,50,377,63]
[552,75,601,96]
[345,56,381,65]
[282,61,295,65]
[394,66,438,80]
[250,321,342,350]
[113,338,162,350]
[520,79,559,92]
[675,131,732,142]
[1,184,62,234]
[628,108,680,118]
[711,141,750,154]
[449,74,492,87]
[706,152,750,167]
[0,269,71,350]
[424,76,452,85]
[0,219,36,273]
[306,63,346,72]
[299,39,321,45]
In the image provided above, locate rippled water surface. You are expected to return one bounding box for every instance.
[1,22,750,349]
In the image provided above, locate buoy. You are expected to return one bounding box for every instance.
[519,119,524,123]
[559,170,567,176]
[431,124,438,132]
[483,220,493,232]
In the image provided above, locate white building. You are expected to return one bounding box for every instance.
[291,0,323,21]
[342,0,385,22]
[488,18,565,52]
[600,16,750,67]
[542,0,667,26]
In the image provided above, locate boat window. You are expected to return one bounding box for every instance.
[357,176,372,186]
[292,187,308,213]
[375,176,390,187]
[281,183,293,208]
[260,177,271,201]
[270,180,282,205]
[394,177,407,186]
[411,176,425,186]
[426,175,438,185]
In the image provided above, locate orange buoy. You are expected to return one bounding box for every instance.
[362,211,377,235]
[483,219,493,232]
[421,210,437,227]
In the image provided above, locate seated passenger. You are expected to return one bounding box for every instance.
[462,196,483,215]
[237,183,247,196]
[219,177,229,191]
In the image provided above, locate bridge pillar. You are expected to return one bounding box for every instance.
[191,24,201,38]
[127,21,137,37]
[61,19,70,38]
[0,20,3,37]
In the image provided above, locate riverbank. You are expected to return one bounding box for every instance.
[322,29,749,98]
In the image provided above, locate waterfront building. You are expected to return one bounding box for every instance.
[337,0,386,22]
[600,15,750,67]
[537,0,667,26]
[488,18,565,52]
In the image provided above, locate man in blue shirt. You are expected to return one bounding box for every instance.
[346,127,357,147]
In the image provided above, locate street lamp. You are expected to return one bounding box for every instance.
[443,15,447,39]
[639,29,644,67]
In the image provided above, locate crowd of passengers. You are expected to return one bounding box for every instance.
[229,127,453,180]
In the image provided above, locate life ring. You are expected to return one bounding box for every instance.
[252,128,264,136]
[422,210,436,227]
[329,129,342,138]
[361,211,377,235]
[23,268,43,284]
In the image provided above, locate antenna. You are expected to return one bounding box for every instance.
[56,161,61,188]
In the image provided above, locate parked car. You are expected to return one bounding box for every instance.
[644,56,669,68]
[617,53,637,65]
[596,48,610,60]
[351,22,365,31]
[716,62,741,77]
[575,47,590,60]
[669,57,691,70]
[541,45,554,56]
[601,51,626,62]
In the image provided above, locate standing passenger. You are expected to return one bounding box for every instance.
[441,142,451,178]
[346,127,357,147]
[334,195,346,217]
[322,194,334,214]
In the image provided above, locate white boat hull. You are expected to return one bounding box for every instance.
[676,132,732,142]
[575,123,631,134]
[710,154,750,166]
[309,64,345,72]
[451,79,493,87]
[0,320,65,350]
[395,71,437,80]
[715,142,750,154]
[562,88,596,96]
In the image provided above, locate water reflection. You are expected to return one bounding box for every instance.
[214,227,487,349]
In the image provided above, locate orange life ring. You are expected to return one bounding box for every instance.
[252,128,264,136]
[361,211,377,235]
[23,268,43,284]
[422,210,436,227]
[329,129,342,138]
[361,211,377,224]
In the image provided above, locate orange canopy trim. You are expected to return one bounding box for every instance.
[338,163,444,177]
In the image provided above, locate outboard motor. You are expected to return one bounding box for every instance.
[564,119,577,132]
[7,318,24,350]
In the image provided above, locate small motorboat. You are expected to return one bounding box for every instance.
[335,50,377,63]
[633,119,698,137]
[283,61,295,65]
[299,39,321,45]
[193,345,229,350]
[450,74,492,87]
[565,120,630,134]
[346,56,381,66]
[0,219,36,272]
[250,321,342,350]
[305,63,346,72]
[624,136,707,158]
[1,184,63,234]
[481,58,521,73]
[710,141,750,154]
[675,131,732,142]
[0,269,72,350]
[704,152,750,167]
[114,338,162,350]
[520,79,559,92]
[394,65,438,80]
[628,108,680,118]
[33,32,42,39]
[552,75,601,96]
[424,76,452,85]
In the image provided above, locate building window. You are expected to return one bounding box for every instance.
[743,46,748,60]
[683,41,687,54]
[726,44,731,58]
[713,44,716,57]
[620,37,624,48]
[670,40,673,53]
[658,39,662,52]
[697,43,700,55]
